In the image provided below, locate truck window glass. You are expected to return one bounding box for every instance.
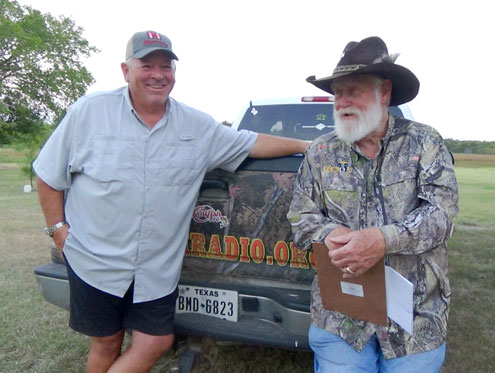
[238,104,335,141]
[238,104,405,141]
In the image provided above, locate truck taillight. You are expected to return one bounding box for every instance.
[301,96,334,102]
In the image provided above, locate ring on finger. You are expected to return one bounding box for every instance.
[345,266,354,275]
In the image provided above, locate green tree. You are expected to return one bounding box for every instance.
[0,0,98,144]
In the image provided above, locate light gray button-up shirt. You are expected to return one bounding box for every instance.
[34,87,257,302]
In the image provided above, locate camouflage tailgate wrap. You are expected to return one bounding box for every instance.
[288,116,459,359]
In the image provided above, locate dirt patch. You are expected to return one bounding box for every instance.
[0,163,21,170]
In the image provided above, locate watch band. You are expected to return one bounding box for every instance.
[43,221,67,237]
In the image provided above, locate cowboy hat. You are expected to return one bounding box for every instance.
[306,36,419,106]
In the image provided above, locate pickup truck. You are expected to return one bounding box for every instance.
[34,96,412,354]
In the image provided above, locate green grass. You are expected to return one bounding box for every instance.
[454,167,495,226]
[0,167,86,372]
[0,145,26,164]
[0,150,493,372]
[444,160,495,372]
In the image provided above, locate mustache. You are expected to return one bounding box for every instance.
[335,107,361,119]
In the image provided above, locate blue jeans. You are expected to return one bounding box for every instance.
[309,324,446,373]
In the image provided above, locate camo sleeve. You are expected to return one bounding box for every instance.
[379,126,459,255]
[287,147,341,251]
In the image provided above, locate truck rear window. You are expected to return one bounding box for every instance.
[238,104,335,141]
[237,104,405,141]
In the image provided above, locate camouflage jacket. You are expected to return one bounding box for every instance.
[287,116,458,359]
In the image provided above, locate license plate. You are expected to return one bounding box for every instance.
[176,285,238,322]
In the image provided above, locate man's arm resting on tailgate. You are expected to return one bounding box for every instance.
[249,133,309,158]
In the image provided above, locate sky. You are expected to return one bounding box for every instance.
[20,0,495,141]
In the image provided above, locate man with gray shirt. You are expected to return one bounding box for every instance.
[35,30,308,373]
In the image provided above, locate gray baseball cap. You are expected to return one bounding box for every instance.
[125,31,178,61]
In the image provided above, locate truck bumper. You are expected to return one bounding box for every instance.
[175,313,309,350]
[34,262,70,311]
[34,263,310,350]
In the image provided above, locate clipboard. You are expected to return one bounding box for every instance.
[312,242,387,326]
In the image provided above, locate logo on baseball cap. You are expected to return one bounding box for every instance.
[125,31,178,61]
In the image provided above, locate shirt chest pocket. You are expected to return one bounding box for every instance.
[380,164,418,214]
[322,176,359,226]
[155,142,198,187]
[90,137,137,182]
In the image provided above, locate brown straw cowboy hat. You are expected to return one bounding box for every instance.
[306,36,420,106]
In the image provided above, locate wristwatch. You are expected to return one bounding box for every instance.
[43,221,67,237]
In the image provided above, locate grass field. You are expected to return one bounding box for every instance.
[0,149,494,372]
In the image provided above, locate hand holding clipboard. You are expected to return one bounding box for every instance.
[313,242,387,326]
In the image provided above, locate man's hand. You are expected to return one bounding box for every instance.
[324,226,352,251]
[327,228,386,278]
[52,224,69,255]
[323,226,352,275]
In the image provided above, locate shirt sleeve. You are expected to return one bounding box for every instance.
[206,123,258,173]
[379,129,459,255]
[287,146,341,251]
[33,104,79,191]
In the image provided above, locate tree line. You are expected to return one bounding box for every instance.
[444,139,495,155]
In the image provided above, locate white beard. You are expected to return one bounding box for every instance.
[333,93,384,144]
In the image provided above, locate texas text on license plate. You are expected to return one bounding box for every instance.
[176,285,238,322]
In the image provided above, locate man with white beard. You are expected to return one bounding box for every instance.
[288,37,459,372]
[333,75,387,146]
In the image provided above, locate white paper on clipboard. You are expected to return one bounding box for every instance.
[385,266,414,335]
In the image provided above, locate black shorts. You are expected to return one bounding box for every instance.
[66,259,179,337]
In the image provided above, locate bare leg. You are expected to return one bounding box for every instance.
[87,330,125,373]
[107,330,175,373]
